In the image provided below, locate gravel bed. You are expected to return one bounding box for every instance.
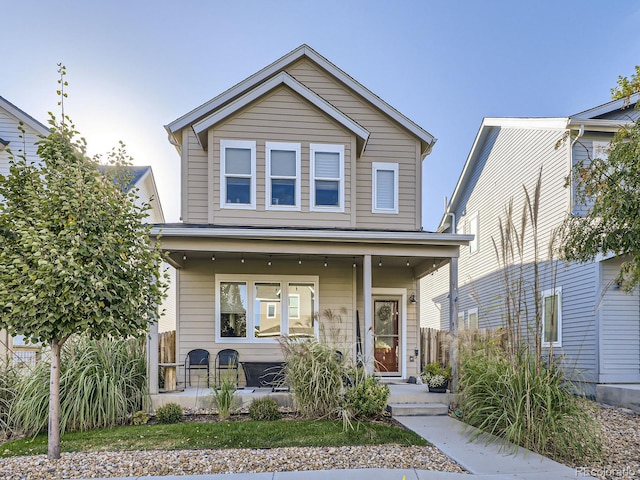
[0,445,465,479]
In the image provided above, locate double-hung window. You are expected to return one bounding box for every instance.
[216,275,318,342]
[542,287,562,347]
[220,140,256,209]
[310,144,344,212]
[266,142,301,210]
[372,162,399,214]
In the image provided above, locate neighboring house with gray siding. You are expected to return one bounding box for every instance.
[421,95,640,397]
[149,44,470,398]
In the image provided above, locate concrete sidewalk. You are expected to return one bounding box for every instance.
[80,414,595,480]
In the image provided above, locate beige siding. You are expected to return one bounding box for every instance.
[286,59,421,230]
[184,129,209,223]
[210,86,354,227]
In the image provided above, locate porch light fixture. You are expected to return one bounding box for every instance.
[409,293,417,303]
[378,257,383,267]
[268,255,272,266]
[298,255,302,265]
[406,259,410,267]
[183,254,187,261]
[324,257,328,267]
[241,254,245,264]
[0,138,9,152]
[352,257,356,268]
[211,254,216,261]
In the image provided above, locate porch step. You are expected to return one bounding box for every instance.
[388,391,452,404]
[387,402,449,416]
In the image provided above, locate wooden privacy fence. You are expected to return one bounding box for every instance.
[158,330,176,364]
[420,327,450,368]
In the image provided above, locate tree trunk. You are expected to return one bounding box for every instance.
[47,338,61,460]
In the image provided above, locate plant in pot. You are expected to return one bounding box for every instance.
[421,362,451,393]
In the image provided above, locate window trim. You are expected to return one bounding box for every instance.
[265,141,301,211]
[215,274,319,343]
[220,139,256,210]
[310,143,344,213]
[467,307,479,330]
[541,287,562,348]
[372,162,399,214]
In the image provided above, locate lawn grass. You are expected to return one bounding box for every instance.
[1,418,427,457]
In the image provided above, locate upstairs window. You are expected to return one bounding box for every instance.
[266,142,301,210]
[310,144,344,212]
[542,287,562,348]
[467,308,479,329]
[372,162,399,214]
[220,140,256,209]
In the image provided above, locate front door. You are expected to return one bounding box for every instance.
[373,298,400,374]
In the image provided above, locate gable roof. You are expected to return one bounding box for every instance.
[192,72,370,156]
[0,96,50,137]
[165,44,435,155]
[571,93,639,119]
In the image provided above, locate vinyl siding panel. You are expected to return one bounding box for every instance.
[599,257,640,383]
[184,129,209,223]
[211,86,354,228]
[0,109,43,176]
[286,59,421,230]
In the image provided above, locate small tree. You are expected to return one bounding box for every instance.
[561,66,640,291]
[0,67,167,459]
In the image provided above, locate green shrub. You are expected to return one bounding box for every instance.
[249,397,282,421]
[10,336,148,435]
[132,410,150,426]
[344,374,389,419]
[155,402,183,424]
[459,335,601,464]
[279,337,345,418]
[211,377,237,420]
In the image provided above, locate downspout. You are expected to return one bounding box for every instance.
[569,123,585,214]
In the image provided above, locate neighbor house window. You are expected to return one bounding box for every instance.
[372,162,399,214]
[220,140,256,209]
[310,144,344,212]
[266,142,301,210]
[469,212,479,254]
[542,287,562,347]
[467,308,479,330]
[216,275,318,342]
[457,312,465,329]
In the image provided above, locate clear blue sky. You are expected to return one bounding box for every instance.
[1,1,638,229]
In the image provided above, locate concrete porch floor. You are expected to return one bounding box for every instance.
[149,382,448,412]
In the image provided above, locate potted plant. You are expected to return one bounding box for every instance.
[421,362,451,393]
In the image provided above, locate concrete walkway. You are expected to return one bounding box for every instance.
[81,414,595,480]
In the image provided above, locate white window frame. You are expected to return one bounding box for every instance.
[457,311,465,329]
[266,302,277,319]
[220,139,256,209]
[372,162,399,214]
[215,274,319,343]
[288,293,300,319]
[310,143,344,212]
[541,287,562,348]
[467,307,479,330]
[265,142,301,211]
[469,212,479,254]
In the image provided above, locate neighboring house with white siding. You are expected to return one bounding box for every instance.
[149,44,470,396]
[0,95,50,366]
[421,95,640,398]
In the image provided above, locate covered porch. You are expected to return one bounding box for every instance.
[148,225,471,399]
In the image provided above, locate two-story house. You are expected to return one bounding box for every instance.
[149,45,470,396]
[421,95,640,407]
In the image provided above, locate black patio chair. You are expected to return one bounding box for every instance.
[215,348,239,388]
[185,349,210,387]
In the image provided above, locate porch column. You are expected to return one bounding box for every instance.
[147,321,159,396]
[363,254,374,374]
[449,257,459,393]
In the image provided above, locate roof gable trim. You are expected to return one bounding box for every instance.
[192,71,370,152]
[0,96,50,137]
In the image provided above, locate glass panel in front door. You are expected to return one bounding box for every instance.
[374,299,399,373]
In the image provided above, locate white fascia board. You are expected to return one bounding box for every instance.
[192,72,370,150]
[438,117,568,232]
[0,96,50,136]
[139,167,165,223]
[567,118,634,133]
[150,225,473,246]
[571,93,640,119]
[166,44,434,148]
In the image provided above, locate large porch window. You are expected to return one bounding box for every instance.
[216,275,318,342]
